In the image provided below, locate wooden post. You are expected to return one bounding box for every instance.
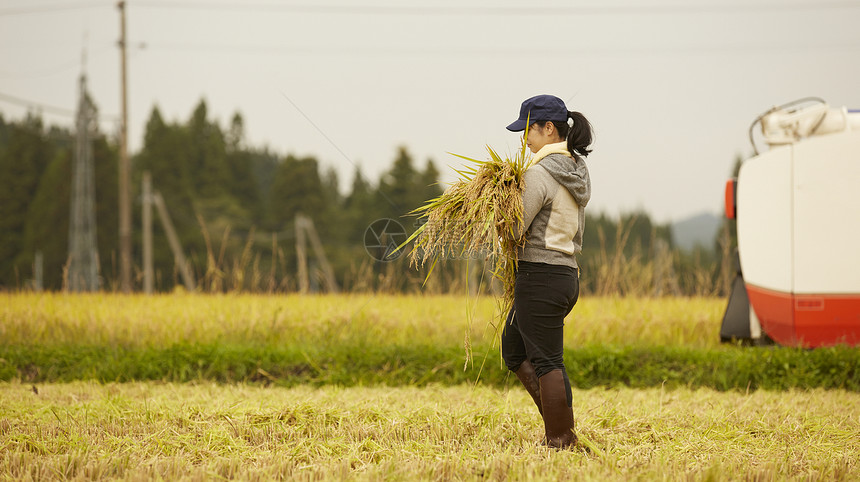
[33,250,43,292]
[295,215,309,294]
[295,214,339,294]
[303,216,340,293]
[152,191,195,291]
[142,172,154,294]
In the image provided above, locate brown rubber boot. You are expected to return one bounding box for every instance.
[539,369,577,449]
[514,360,542,415]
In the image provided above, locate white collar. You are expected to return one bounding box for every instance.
[532,141,570,165]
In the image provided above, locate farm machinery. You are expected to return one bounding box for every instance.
[721,98,860,347]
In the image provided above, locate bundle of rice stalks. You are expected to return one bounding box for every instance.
[398,133,532,311]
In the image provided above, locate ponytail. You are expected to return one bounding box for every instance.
[544,110,594,158]
[566,111,593,158]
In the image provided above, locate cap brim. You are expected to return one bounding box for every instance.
[506,119,527,132]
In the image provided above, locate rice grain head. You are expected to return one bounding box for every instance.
[396,129,533,315]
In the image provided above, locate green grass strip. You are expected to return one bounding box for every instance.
[1,343,858,391]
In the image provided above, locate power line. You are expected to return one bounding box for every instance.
[0,2,105,17]
[0,91,77,116]
[130,1,860,15]
[141,40,860,57]
[0,91,119,122]
[0,58,81,79]
[3,1,859,17]
[0,46,114,80]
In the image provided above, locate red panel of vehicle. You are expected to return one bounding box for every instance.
[794,295,860,347]
[746,285,795,345]
[724,179,736,220]
[747,285,860,347]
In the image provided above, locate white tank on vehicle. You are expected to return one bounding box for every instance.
[724,98,860,347]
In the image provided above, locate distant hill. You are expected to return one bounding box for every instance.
[671,212,722,251]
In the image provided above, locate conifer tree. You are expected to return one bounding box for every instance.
[0,114,56,287]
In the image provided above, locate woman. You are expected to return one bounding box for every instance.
[502,94,593,449]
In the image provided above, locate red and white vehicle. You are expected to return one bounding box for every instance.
[722,98,860,347]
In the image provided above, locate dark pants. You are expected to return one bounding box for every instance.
[501,260,579,405]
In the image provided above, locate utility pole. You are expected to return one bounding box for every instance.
[117,0,132,292]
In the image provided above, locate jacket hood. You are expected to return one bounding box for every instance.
[537,152,591,207]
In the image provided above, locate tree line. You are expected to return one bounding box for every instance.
[0,99,730,295]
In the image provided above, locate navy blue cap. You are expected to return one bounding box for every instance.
[506,94,569,132]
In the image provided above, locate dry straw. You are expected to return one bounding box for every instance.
[398,128,533,313]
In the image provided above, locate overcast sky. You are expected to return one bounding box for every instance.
[2,0,859,223]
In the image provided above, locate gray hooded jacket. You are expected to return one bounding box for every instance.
[518,151,592,269]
